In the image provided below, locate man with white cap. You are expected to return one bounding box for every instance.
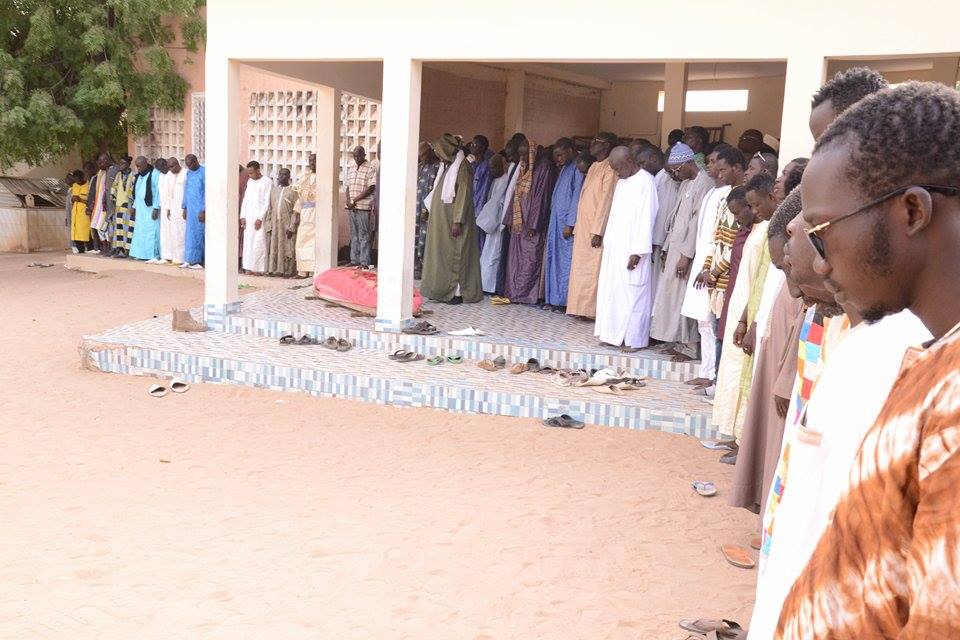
[649,143,715,361]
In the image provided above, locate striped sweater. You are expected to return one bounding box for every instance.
[776,323,960,639]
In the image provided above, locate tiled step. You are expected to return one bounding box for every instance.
[220,290,703,382]
[81,315,716,437]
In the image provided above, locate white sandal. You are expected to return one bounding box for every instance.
[170,379,190,393]
[148,384,168,398]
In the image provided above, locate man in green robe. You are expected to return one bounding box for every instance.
[421,133,482,304]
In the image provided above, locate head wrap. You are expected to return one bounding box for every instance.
[668,142,695,165]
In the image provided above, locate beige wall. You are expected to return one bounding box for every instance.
[522,78,600,146]
[599,81,662,141]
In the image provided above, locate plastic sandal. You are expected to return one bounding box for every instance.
[446,355,462,364]
[542,414,585,429]
[148,384,168,398]
[692,480,717,497]
[389,350,411,360]
[322,337,340,350]
[279,335,296,345]
[336,338,352,352]
[427,356,444,366]
[170,379,189,394]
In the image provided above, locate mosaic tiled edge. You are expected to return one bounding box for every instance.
[221,314,701,382]
[81,339,717,439]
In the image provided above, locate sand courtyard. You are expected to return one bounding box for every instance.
[2,251,757,639]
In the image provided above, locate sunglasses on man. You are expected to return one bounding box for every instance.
[806,184,960,259]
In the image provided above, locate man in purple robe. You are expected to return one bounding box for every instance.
[503,139,558,304]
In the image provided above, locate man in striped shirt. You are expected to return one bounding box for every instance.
[776,81,960,639]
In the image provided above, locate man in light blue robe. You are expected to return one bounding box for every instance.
[544,138,584,308]
[181,154,206,268]
[128,156,161,261]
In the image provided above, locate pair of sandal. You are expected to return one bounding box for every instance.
[477,355,506,371]
[389,349,424,363]
[427,355,462,365]
[402,321,438,335]
[279,335,352,351]
[149,379,189,397]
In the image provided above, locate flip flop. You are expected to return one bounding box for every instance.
[510,362,529,375]
[397,352,424,363]
[446,355,462,364]
[679,619,743,639]
[336,338,352,352]
[170,379,189,394]
[427,356,444,366]
[543,414,585,429]
[389,350,411,361]
[321,336,339,350]
[148,384,168,398]
[526,358,541,372]
[279,335,296,345]
[296,335,320,345]
[402,321,439,335]
[685,377,712,386]
[720,544,755,569]
[692,480,717,497]
[700,439,737,451]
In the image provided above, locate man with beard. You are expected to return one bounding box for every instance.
[774,81,959,640]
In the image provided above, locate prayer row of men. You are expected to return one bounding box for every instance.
[422,69,960,637]
[415,123,783,355]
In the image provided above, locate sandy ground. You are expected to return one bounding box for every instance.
[0,251,757,639]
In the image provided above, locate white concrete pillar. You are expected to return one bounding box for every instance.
[778,54,826,163]
[313,85,342,273]
[375,56,422,332]
[203,55,240,323]
[504,69,525,141]
[931,56,960,87]
[660,62,687,145]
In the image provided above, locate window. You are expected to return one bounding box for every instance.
[657,89,750,112]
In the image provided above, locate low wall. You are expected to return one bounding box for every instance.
[0,207,68,253]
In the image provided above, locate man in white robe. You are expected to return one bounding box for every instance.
[158,157,187,264]
[680,147,730,383]
[594,147,658,351]
[240,160,272,274]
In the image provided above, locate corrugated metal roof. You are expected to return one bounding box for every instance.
[0,177,67,208]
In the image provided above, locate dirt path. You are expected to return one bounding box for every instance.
[0,251,757,639]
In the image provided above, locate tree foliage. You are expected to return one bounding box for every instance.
[0,0,205,168]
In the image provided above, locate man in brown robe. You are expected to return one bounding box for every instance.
[264,167,299,277]
[565,131,619,319]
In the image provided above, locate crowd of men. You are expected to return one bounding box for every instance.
[66,154,206,269]
[420,68,960,638]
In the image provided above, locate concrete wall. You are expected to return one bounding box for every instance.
[600,81,662,141]
[0,207,68,253]
[419,67,506,146]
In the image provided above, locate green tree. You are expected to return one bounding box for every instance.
[0,0,205,168]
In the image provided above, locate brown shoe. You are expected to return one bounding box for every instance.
[171,308,208,332]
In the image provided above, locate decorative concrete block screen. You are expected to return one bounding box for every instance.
[339,94,380,181]
[134,108,186,161]
[192,93,206,164]
[248,91,380,183]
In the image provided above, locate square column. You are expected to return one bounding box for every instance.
[660,62,687,145]
[203,55,241,326]
[778,55,826,163]
[313,85,342,273]
[375,57,422,332]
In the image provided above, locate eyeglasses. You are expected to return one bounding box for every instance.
[806,184,960,259]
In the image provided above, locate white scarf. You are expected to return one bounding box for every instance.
[440,150,465,204]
